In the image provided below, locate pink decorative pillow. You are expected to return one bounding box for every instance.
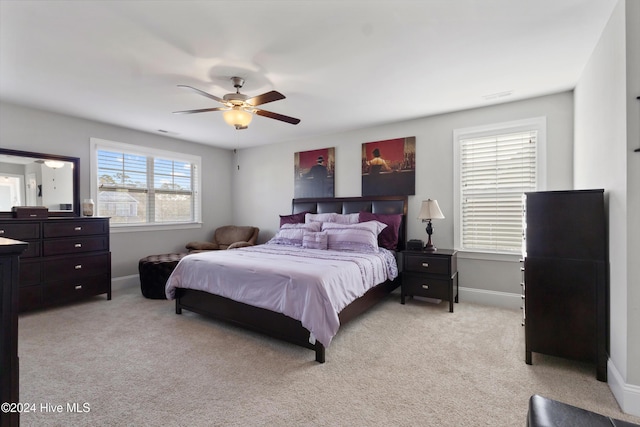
[302,231,328,250]
[268,222,322,247]
[359,211,402,250]
[321,220,387,253]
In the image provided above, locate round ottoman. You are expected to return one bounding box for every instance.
[138,253,188,299]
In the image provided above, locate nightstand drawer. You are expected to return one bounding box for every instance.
[404,254,450,275]
[402,274,450,300]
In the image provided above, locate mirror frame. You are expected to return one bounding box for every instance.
[0,148,80,218]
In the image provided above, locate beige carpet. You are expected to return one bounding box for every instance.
[17,283,640,426]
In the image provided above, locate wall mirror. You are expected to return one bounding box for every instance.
[0,148,80,217]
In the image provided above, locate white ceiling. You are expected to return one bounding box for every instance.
[0,0,617,150]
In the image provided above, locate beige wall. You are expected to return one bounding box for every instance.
[574,0,639,416]
[0,101,234,277]
[231,92,574,307]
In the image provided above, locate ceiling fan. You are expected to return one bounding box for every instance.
[173,77,301,130]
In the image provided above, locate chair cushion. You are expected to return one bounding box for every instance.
[215,226,257,247]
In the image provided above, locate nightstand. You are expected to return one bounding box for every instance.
[401,249,458,312]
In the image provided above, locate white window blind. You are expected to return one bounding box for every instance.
[459,131,537,253]
[91,138,201,227]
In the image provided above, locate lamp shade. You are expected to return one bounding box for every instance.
[418,199,445,220]
[223,107,253,129]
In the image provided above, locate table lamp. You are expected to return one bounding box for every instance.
[418,199,445,252]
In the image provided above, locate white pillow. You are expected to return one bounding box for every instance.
[333,213,360,224]
[305,212,336,224]
[282,222,322,231]
[321,220,387,253]
[305,212,359,225]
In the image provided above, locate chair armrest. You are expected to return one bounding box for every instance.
[186,241,220,251]
[227,241,253,250]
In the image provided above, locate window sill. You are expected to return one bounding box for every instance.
[455,250,522,263]
[110,222,202,233]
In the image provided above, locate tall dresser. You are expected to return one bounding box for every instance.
[523,189,608,381]
[0,238,28,427]
[0,217,111,311]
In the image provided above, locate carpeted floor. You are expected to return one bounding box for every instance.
[16,283,640,426]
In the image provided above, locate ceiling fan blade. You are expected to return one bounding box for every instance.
[172,107,227,114]
[246,90,285,106]
[255,109,301,125]
[177,85,225,104]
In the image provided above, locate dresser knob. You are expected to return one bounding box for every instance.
[75,264,82,270]
[0,230,4,234]
[74,226,82,231]
[421,262,429,268]
[75,285,83,290]
[74,243,82,248]
[421,284,429,289]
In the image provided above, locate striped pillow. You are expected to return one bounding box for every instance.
[302,231,328,250]
[268,222,322,247]
[321,220,387,253]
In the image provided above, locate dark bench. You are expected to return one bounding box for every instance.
[528,395,639,427]
[138,253,188,299]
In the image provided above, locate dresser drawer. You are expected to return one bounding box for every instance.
[0,222,40,240]
[402,273,451,300]
[43,236,109,256]
[42,253,110,282]
[404,254,450,275]
[42,274,111,305]
[18,240,41,258]
[43,219,108,238]
[19,260,41,286]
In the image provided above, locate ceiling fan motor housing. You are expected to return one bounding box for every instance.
[223,92,249,105]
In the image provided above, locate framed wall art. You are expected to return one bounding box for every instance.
[362,136,415,196]
[294,147,335,198]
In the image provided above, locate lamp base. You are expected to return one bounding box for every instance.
[423,243,437,252]
[424,220,437,252]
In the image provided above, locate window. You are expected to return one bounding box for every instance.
[454,118,546,254]
[90,138,201,228]
[0,174,23,210]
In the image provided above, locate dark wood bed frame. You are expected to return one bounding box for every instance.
[175,195,408,363]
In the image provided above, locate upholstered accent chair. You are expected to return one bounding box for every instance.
[186,225,259,253]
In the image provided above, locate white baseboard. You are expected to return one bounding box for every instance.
[608,360,640,417]
[458,286,522,310]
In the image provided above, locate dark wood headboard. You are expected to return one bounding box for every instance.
[291,195,408,250]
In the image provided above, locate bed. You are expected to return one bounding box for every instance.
[166,195,407,363]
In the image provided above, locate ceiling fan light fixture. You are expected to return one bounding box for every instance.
[223,107,253,129]
[44,160,65,169]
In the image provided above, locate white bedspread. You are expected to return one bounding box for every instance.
[165,244,398,347]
